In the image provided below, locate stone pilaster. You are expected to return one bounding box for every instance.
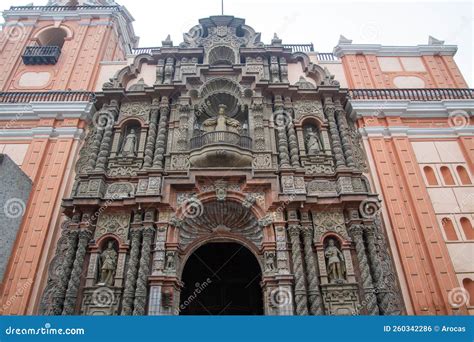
[62,228,92,315]
[88,116,105,171]
[133,226,155,315]
[285,106,300,167]
[121,228,142,315]
[152,97,170,169]
[348,224,379,315]
[143,99,160,168]
[335,100,355,167]
[301,226,324,315]
[288,225,309,315]
[324,98,345,168]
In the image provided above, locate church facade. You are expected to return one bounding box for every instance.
[0,1,472,316]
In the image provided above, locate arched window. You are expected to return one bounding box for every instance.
[456,166,472,185]
[460,217,474,240]
[462,278,474,306]
[440,166,455,185]
[37,27,68,48]
[423,166,438,186]
[441,218,458,241]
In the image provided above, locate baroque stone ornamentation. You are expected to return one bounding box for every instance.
[95,212,131,241]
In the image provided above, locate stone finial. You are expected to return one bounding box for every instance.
[162,34,173,47]
[338,35,352,44]
[428,35,444,45]
[271,33,282,46]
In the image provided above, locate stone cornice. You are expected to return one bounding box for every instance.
[0,102,96,121]
[333,43,458,58]
[347,99,474,120]
[0,127,85,139]
[359,125,474,138]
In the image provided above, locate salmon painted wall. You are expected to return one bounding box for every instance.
[0,5,134,314]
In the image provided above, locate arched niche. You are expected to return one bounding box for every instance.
[33,25,73,48]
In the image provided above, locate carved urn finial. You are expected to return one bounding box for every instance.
[271,33,282,46]
[162,34,173,47]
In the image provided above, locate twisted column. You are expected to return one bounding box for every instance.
[133,226,155,315]
[95,114,115,172]
[50,229,78,315]
[349,224,379,315]
[121,228,142,315]
[301,227,324,315]
[335,105,355,167]
[324,101,345,168]
[288,225,309,315]
[152,101,170,168]
[87,122,105,171]
[275,112,290,167]
[365,226,392,315]
[287,120,301,167]
[143,102,160,168]
[62,229,92,315]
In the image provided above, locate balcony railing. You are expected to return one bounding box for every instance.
[9,5,120,12]
[190,131,252,150]
[317,52,338,61]
[349,88,474,101]
[132,43,315,55]
[22,46,61,65]
[0,91,96,103]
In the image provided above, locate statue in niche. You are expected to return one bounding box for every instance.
[305,126,322,155]
[165,251,175,271]
[201,104,241,137]
[120,128,138,157]
[324,238,346,283]
[265,252,276,272]
[98,241,118,286]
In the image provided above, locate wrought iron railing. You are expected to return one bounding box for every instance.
[349,88,474,101]
[22,46,61,65]
[190,131,252,150]
[9,5,120,11]
[0,91,96,103]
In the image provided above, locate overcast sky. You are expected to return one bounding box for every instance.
[2,0,473,85]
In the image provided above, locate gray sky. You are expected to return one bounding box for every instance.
[2,0,473,85]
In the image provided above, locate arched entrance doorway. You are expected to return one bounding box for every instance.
[179,242,264,315]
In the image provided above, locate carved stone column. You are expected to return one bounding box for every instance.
[324,98,345,168]
[348,224,379,315]
[274,97,291,168]
[288,225,309,315]
[143,99,160,168]
[88,115,106,171]
[152,97,170,169]
[285,103,300,167]
[176,102,191,151]
[301,226,324,315]
[121,228,142,315]
[133,226,155,315]
[335,100,355,167]
[62,228,92,315]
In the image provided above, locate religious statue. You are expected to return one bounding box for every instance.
[165,251,175,271]
[121,128,137,157]
[305,127,322,155]
[324,238,346,283]
[98,241,117,286]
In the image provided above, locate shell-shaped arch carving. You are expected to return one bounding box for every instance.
[198,77,246,117]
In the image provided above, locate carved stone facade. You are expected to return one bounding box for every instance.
[39,15,404,316]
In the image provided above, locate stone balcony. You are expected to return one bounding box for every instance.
[189,130,253,167]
